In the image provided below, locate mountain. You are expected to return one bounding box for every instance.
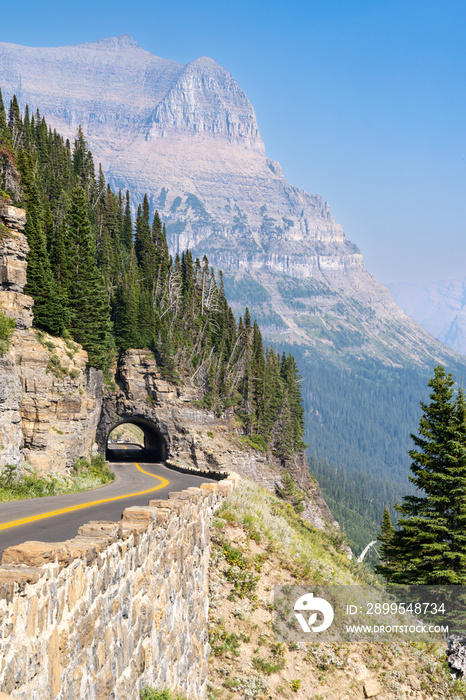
[388,277,466,356]
[1,35,465,547]
[0,35,457,364]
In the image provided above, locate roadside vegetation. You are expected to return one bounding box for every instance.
[0,453,114,502]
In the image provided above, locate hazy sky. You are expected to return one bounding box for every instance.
[1,0,465,283]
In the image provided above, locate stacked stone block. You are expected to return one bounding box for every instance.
[0,473,240,699]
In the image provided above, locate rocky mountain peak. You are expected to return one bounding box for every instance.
[147,54,264,152]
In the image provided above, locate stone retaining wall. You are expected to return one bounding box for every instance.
[0,473,240,699]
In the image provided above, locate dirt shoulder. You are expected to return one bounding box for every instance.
[207,480,466,700]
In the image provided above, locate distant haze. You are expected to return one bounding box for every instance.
[389,276,466,355]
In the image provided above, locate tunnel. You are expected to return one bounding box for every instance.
[105,417,167,463]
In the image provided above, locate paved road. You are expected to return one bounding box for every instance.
[0,445,217,556]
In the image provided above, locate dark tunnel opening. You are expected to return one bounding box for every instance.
[105,418,167,463]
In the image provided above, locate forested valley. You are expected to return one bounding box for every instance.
[276,343,466,554]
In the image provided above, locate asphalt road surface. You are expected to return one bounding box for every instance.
[0,445,218,556]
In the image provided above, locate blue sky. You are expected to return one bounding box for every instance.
[1,0,465,283]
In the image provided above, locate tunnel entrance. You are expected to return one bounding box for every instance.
[105,418,167,463]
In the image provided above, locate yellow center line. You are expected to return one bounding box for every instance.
[0,463,169,532]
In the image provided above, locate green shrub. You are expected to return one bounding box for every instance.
[239,433,268,452]
[216,537,260,599]
[0,464,59,499]
[0,453,114,503]
[90,453,115,483]
[222,541,249,569]
[275,472,306,514]
[210,627,241,657]
[46,354,67,378]
[0,222,11,240]
[0,309,15,355]
[140,689,188,700]
[225,567,259,599]
[251,654,286,675]
[74,453,115,484]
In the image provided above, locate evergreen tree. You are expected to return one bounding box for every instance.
[113,250,141,350]
[72,127,95,195]
[0,89,11,147]
[379,366,466,584]
[17,150,68,335]
[261,348,284,442]
[280,353,306,450]
[120,190,133,253]
[375,507,396,581]
[8,95,22,149]
[67,186,114,368]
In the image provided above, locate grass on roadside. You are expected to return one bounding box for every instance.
[213,479,359,585]
[0,454,114,502]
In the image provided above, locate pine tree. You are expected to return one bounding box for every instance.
[0,89,11,147]
[72,127,95,195]
[17,150,68,335]
[67,186,114,368]
[113,250,141,350]
[8,95,22,149]
[120,190,133,253]
[375,507,396,581]
[261,347,284,442]
[280,353,306,450]
[379,365,466,584]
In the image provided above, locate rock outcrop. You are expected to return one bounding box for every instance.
[0,205,103,473]
[0,352,22,469]
[0,205,31,470]
[11,332,103,473]
[0,205,33,330]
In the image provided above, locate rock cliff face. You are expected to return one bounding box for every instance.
[0,205,103,473]
[99,349,314,492]
[0,206,29,468]
[0,35,461,369]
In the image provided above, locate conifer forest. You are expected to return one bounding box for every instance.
[0,91,305,462]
